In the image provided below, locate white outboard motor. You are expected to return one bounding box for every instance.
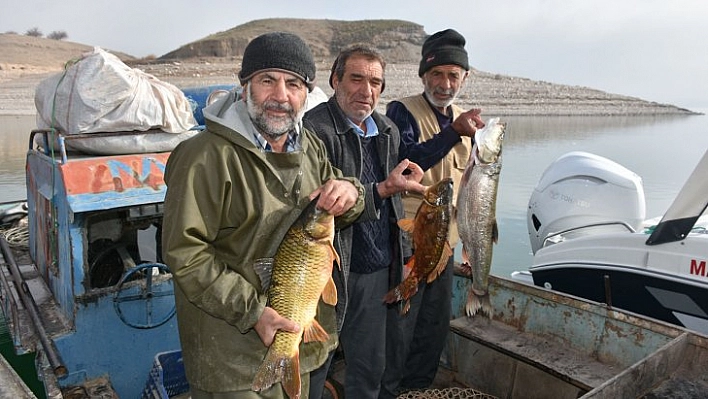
[528,151,646,254]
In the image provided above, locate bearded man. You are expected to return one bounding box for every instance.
[162,31,365,399]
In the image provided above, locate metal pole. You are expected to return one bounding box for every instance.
[0,235,67,377]
[603,274,613,308]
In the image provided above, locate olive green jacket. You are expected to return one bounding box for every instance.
[162,91,364,393]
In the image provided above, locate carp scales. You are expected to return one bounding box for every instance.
[252,198,340,399]
[457,117,505,318]
[383,178,454,314]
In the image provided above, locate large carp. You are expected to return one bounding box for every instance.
[383,178,454,314]
[252,198,339,399]
[457,118,505,317]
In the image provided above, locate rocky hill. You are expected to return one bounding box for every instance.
[0,21,700,116]
[159,18,427,62]
[0,33,133,73]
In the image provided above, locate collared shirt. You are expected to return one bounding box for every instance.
[348,115,379,138]
[219,98,302,153]
[251,129,300,152]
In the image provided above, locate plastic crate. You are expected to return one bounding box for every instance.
[142,350,190,399]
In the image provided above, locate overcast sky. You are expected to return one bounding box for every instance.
[4,0,707,111]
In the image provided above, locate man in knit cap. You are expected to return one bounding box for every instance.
[380,28,486,398]
[162,31,365,399]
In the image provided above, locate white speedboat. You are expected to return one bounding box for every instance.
[516,150,708,334]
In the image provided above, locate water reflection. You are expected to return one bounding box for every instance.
[502,114,697,144]
[2,113,707,276]
[0,115,34,202]
[495,113,707,275]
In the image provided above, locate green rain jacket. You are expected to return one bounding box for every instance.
[162,90,364,393]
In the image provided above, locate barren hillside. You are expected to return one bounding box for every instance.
[159,18,427,62]
[0,22,698,116]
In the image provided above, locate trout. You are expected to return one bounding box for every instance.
[383,178,454,314]
[457,118,505,318]
[252,198,339,399]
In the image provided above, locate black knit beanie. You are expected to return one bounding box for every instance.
[238,32,316,91]
[418,29,469,77]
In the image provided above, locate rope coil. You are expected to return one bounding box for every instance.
[1,221,29,249]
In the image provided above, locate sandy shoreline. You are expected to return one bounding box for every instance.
[0,60,699,117]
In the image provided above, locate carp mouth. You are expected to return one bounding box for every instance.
[424,178,454,207]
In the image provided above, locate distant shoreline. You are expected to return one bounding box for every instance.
[0,60,701,117]
[0,31,702,117]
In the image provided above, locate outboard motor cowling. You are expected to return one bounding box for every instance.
[528,151,646,254]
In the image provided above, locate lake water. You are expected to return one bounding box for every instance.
[2,112,707,277]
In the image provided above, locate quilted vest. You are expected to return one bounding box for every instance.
[398,94,473,246]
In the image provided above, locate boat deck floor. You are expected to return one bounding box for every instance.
[450,316,619,392]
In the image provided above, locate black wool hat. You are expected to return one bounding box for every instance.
[238,32,316,90]
[418,29,469,77]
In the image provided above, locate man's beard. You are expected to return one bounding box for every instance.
[424,85,459,109]
[246,86,304,140]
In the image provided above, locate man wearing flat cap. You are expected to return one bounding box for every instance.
[162,31,364,399]
[381,28,486,398]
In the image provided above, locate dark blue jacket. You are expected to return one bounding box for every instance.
[387,96,462,170]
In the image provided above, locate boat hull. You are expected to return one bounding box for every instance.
[447,271,708,398]
[527,224,708,335]
[531,264,708,334]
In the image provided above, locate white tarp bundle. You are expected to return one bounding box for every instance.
[34,47,197,153]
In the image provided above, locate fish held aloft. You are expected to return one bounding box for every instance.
[252,197,340,399]
[383,178,454,314]
[456,117,505,318]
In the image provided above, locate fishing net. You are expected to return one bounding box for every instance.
[0,218,29,249]
[397,387,498,399]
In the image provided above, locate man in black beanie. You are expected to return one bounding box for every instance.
[417,28,470,77]
[238,31,317,92]
[163,31,365,399]
[380,28,486,398]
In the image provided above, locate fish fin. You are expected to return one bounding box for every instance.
[303,319,329,343]
[400,299,411,315]
[281,352,302,399]
[426,242,453,283]
[402,256,415,280]
[253,257,275,293]
[321,276,338,306]
[444,241,454,258]
[465,288,492,318]
[465,288,481,317]
[383,286,402,304]
[252,348,300,398]
[459,247,473,275]
[480,294,493,319]
[383,277,419,304]
[427,259,445,283]
[397,218,416,233]
[460,246,470,265]
[330,242,342,270]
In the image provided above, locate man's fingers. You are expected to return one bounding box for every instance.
[405,162,424,182]
[407,181,426,195]
[392,159,410,174]
[313,180,358,216]
[279,319,301,334]
[468,108,485,128]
